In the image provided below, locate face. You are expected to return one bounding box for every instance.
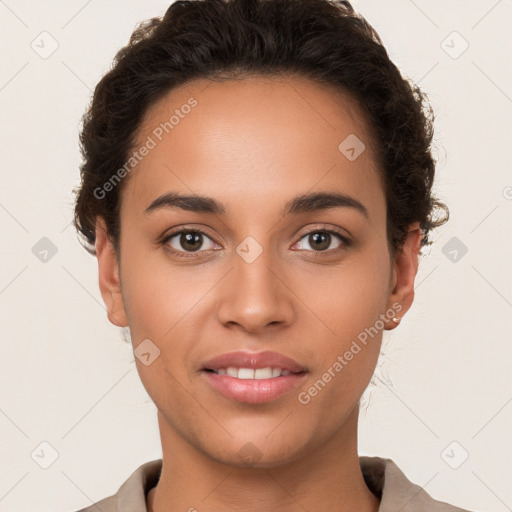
[96,75,420,468]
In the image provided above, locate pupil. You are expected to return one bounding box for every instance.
[311,232,329,251]
[181,232,202,251]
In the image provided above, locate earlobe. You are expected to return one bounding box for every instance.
[385,222,421,330]
[95,217,128,327]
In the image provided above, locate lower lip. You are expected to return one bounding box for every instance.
[201,371,307,404]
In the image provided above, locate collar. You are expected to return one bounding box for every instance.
[91,456,469,512]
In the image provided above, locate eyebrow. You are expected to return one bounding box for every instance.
[144,191,369,219]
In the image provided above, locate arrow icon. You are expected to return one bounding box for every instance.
[236,236,263,263]
[338,134,365,161]
[448,249,458,260]
[442,236,467,263]
[30,31,59,60]
[134,339,161,365]
[440,31,469,60]
[31,441,59,468]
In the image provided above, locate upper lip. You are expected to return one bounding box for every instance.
[202,350,307,373]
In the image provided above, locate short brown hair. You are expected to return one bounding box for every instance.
[73,0,448,256]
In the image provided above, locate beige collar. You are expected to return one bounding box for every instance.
[82,456,470,512]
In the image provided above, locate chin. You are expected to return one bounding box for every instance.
[201,434,310,471]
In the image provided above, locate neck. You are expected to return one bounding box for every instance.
[148,407,379,512]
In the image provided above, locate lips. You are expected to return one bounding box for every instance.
[200,350,308,404]
[201,350,307,374]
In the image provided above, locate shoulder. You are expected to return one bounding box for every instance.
[360,456,473,512]
[70,456,474,512]
[70,459,163,512]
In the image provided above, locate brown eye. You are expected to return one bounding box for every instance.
[162,229,219,257]
[307,232,331,251]
[178,232,203,252]
[294,228,350,254]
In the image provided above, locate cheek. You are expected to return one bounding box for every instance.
[119,241,211,336]
[294,243,390,402]
[295,275,388,428]
[294,244,391,341]
[119,244,220,394]
[120,249,199,415]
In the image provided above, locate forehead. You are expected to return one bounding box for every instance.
[122,75,385,223]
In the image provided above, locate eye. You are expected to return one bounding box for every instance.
[294,227,350,255]
[160,225,351,259]
[161,228,219,258]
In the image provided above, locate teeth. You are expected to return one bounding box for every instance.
[255,368,272,379]
[226,367,239,378]
[213,367,294,379]
[238,368,256,379]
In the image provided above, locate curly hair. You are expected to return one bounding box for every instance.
[72,0,448,257]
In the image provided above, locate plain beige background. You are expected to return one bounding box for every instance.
[0,1,511,511]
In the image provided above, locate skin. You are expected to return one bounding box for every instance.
[95,74,421,512]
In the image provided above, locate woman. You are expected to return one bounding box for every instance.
[72,0,472,510]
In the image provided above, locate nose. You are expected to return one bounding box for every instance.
[216,245,295,334]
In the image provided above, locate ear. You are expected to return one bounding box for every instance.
[385,222,422,330]
[95,217,128,327]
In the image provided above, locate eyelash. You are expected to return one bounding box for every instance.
[159,225,351,259]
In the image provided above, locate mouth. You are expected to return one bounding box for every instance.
[201,349,307,374]
[200,350,308,404]
[203,367,303,378]
[201,369,307,404]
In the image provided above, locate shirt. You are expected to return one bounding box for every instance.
[74,456,472,511]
